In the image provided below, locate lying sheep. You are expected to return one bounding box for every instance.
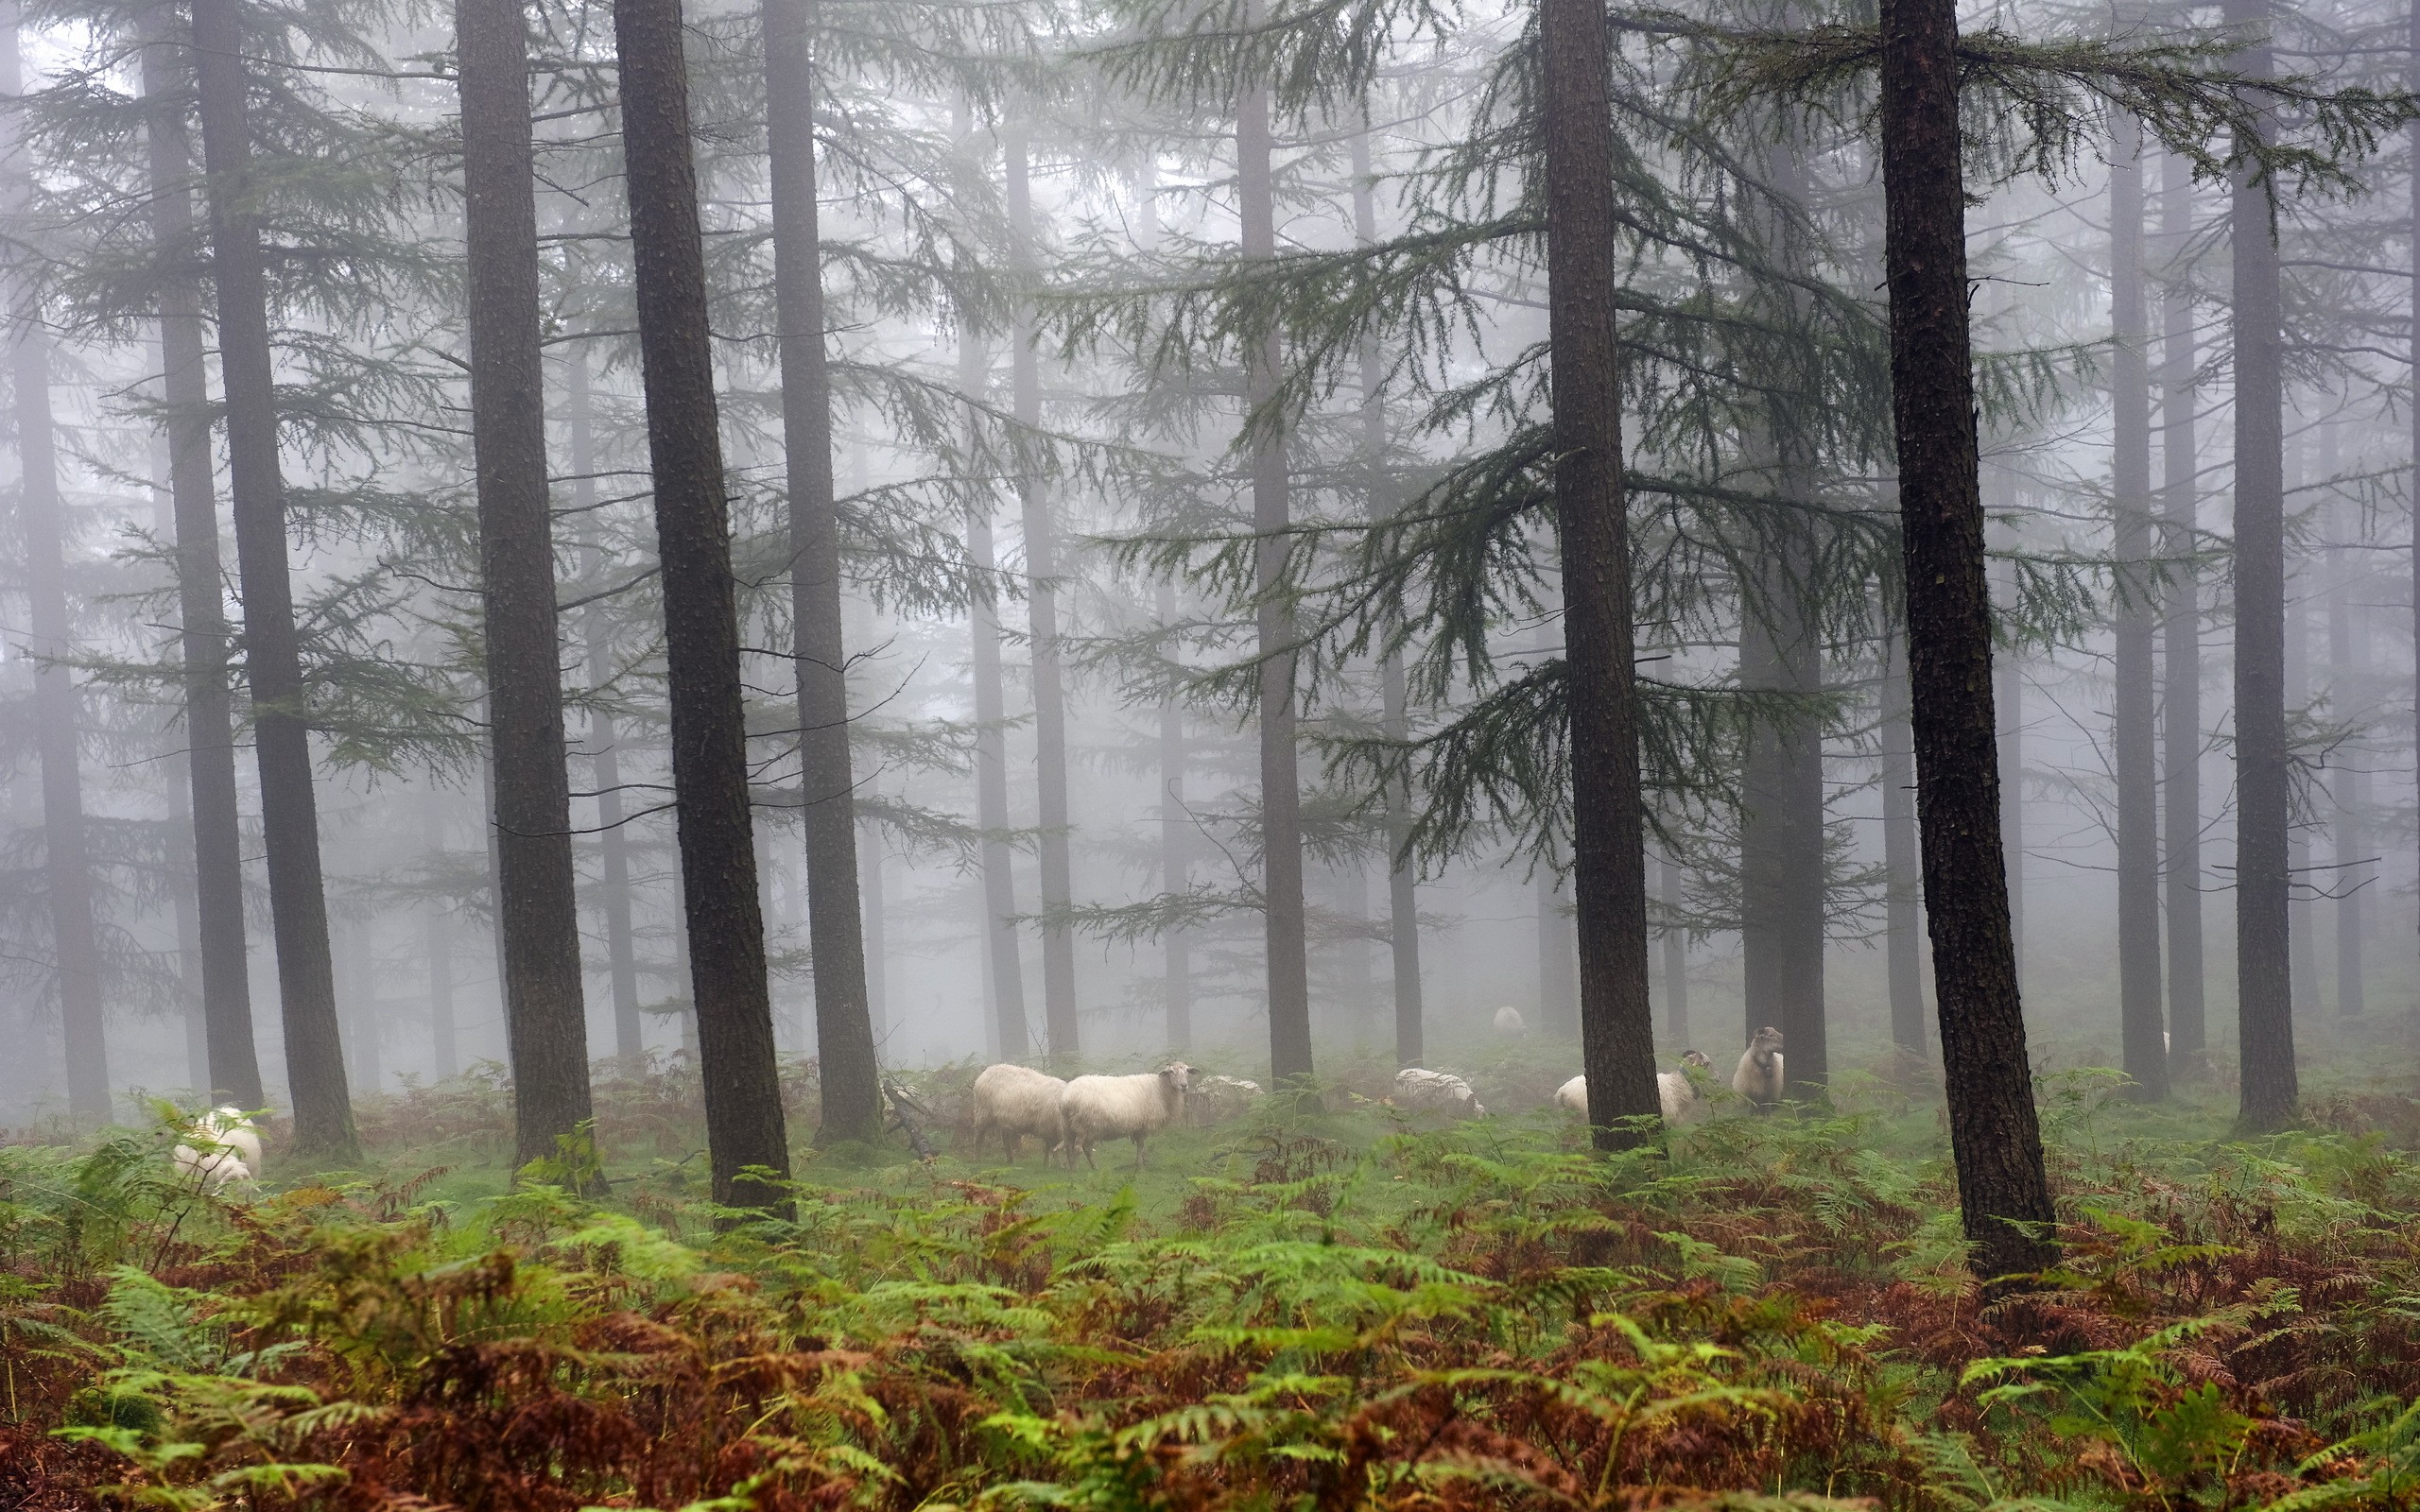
[171,1106,261,1193]
[1062,1063,1193,1170]
[1393,1067,1484,1118]
[1492,1005,1527,1035]
[968,1062,1073,1167]
[1555,1050,1716,1125]
[1734,1026,1785,1110]
[1187,1074,1262,1127]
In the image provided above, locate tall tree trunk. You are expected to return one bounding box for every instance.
[1658,850,1688,1043]
[568,347,643,1062]
[763,0,878,1142]
[190,0,357,1160]
[1876,0,2057,1279]
[1539,0,1658,1143]
[612,0,791,1208]
[2229,0,2297,1127]
[5,9,109,1122]
[1237,70,1313,1090]
[1003,126,1080,1062]
[962,326,1030,1059]
[2110,111,2168,1101]
[143,12,263,1109]
[1881,633,1926,1060]
[1352,125,1424,1068]
[1157,579,1192,1051]
[2160,145,2206,1067]
[1537,855,1577,1035]
[460,0,596,1171]
[2328,485,2365,1019]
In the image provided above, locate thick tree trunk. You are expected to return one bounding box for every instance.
[1003,127,1081,1062]
[1539,0,1658,1143]
[2229,0,2296,1130]
[142,12,263,1110]
[764,0,879,1142]
[2160,146,2206,1066]
[1881,635,1926,1059]
[1237,75,1314,1089]
[568,348,644,1061]
[2109,112,2168,1101]
[190,0,357,1160]
[961,327,1030,1059]
[1876,0,2057,1279]
[5,10,109,1122]
[459,0,596,1171]
[2327,488,2365,1019]
[1157,579,1192,1051]
[612,0,791,1207]
[1658,851,1688,1043]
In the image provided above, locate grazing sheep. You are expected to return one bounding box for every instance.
[1187,1074,1262,1127]
[170,1106,262,1193]
[1733,1026,1786,1110]
[968,1062,1073,1167]
[1554,1074,1587,1114]
[1492,1005,1527,1035]
[1555,1051,1716,1125]
[1393,1067,1485,1119]
[1062,1063,1194,1170]
[170,1144,249,1192]
[203,1106,264,1170]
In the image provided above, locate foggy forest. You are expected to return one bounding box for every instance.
[10,0,2420,1504]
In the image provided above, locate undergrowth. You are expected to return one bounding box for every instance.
[6,1090,2420,1512]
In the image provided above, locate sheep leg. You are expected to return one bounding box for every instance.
[1132,1135,1147,1171]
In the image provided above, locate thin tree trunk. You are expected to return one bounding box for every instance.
[1881,634,1926,1059]
[612,0,791,1208]
[962,326,1030,1060]
[2110,111,2168,1101]
[163,707,208,1089]
[5,9,108,1122]
[190,0,356,1161]
[1658,850,1688,1044]
[142,13,262,1110]
[2229,0,2297,1127]
[1157,579,1192,1051]
[2328,485,2365,1019]
[1237,68,1313,1090]
[763,0,878,1143]
[460,0,596,1170]
[2160,144,2206,1067]
[1540,0,1658,1143]
[1352,125,1424,1069]
[1876,0,2057,1279]
[568,348,644,1062]
[1003,126,1080,1061]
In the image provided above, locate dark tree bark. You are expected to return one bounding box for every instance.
[1237,75,1313,1090]
[1658,851,1689,1043]
[2109,111,2168,1101]
[612,0,791,1207]
[1352,125,1424,1068]
[4,23,107,1120]
[1002,127,1080,1062]
[2286,517,2318,1017]
[1539,0,1658,1143]
[1876,0,2058,1278]
[568,347,643,1061]
[2159,145,2205,1066]
[961,326,1030,1059]
[1157,579,1192,1051]
[763,0,879,1142]
[459,0,596,1170]
[2229,0,2296,1130]
[141,12,262,1109]
[2327,486,2365,1019]
[190,0,357,1161]
[1881,635,1926,1060]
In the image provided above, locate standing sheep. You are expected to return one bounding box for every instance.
[1061,1063,1193,1170]
[1492,1005,1527,1035]
[1556,1050,1715,1125]
[1393,1067,1485,1118]
[1733,1026,1785,1110]
[968,1062,1074,1167]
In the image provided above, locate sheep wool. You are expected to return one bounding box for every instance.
[1062,1063,1194,1170]
[1733,1027,1785,1109]
[968,1062,1075,1167]
[1492,1005,1527,1035]
[1393,1067,1484,1118]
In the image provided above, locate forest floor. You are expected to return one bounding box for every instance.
[7,1043,2420,1511]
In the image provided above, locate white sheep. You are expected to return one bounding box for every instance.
[1061,1063,1193,1170]
[968,1062,1073,1167]
[1492,1005,1527,1035]
[1187,1074,1262,1127]
[1555,1050,1716,1125]
[1393,1067,1485,1119]
[170,1107,261,1193]
[1734,1026,1785,1110]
